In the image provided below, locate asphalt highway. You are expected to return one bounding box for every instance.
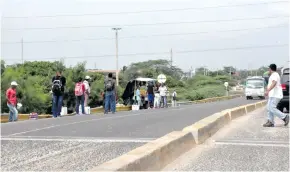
[1,97,260,171]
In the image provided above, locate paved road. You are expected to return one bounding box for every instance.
[1,97,259,171]
[163,108,289,171]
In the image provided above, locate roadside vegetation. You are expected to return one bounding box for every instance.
[1,59,267,114]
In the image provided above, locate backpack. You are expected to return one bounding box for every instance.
[106,79,114,91]
[74,83,84,96]
[52,79,62,94]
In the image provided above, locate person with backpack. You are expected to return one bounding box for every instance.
[75,77,86,115]
[104,73,116,114]
[51,71,66,118]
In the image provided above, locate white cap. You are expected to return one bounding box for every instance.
[11,81,18,86]
[85,76,91,80]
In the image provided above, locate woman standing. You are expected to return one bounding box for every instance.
[83,76,91,106]
[75,77,86,115]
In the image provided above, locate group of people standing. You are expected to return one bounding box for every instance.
[51,71,117,116]
[5,71,118,122]
[135,82,177,109]
[51,71,91,117]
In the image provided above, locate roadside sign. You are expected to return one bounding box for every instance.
[157,74,167,83]
[224,82,229,87]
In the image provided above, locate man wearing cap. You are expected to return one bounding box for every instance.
[6,81,18,122]
[264,64,289,127]
[83,76,91,106]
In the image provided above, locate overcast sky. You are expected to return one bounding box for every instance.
[1,0,289,71]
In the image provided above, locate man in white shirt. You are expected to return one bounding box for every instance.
[158,83,167,108]
[83,76,91,107]
[263,64,289,127]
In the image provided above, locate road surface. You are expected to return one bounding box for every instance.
[1,97,259,171]
[163,108,289,171]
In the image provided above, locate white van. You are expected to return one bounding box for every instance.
[245,76,266,100]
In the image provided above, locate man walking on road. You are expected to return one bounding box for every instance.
[51,71,66,118]
[6,81,19,122]
[104,73,116,114]
[263,64,289,127]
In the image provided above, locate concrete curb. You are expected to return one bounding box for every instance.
[89,131,196,171]
[182,111,231,144]
[89,100,266,171]
[0,106,132,123]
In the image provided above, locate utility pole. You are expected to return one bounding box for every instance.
[230,67,232,79]
[170,48,173,68]
[112,27,121,86]
[21,38,24,64]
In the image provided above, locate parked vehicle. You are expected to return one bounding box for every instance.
[277,67,289,112]
[122,78,156,109]
[245,76,266,100]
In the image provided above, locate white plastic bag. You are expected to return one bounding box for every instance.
[79,106,90,114]
[61,107,67,116]
[132,105,139,111]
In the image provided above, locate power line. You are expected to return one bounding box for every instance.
[3,1,288,19]
[2,24,287,44]
[3,15,288,31]
[3,44,287,61]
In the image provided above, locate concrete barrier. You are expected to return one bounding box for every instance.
[229,106,247,120]
[256,102,263,108]
[0,114,51,123]
[1,106,132,123]
[90,106,132,114]
[90,100,266,171]
[245,103,256,113]
[90,131,196,171]
[183,111,231,144]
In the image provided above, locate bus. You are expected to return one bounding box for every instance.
[245,76,266,100]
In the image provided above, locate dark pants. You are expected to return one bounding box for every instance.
[105,91,116,113]
[52,95,63,117]
[148,94,154,107]
[76,95,85,114]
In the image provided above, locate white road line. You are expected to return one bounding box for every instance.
[214,141,290,147]
[1,137,153,143]
[6,106,190,136]
[6,113,141,136]
[2,143,90,170]
[2,135,156,140]
[215,139,289,144]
